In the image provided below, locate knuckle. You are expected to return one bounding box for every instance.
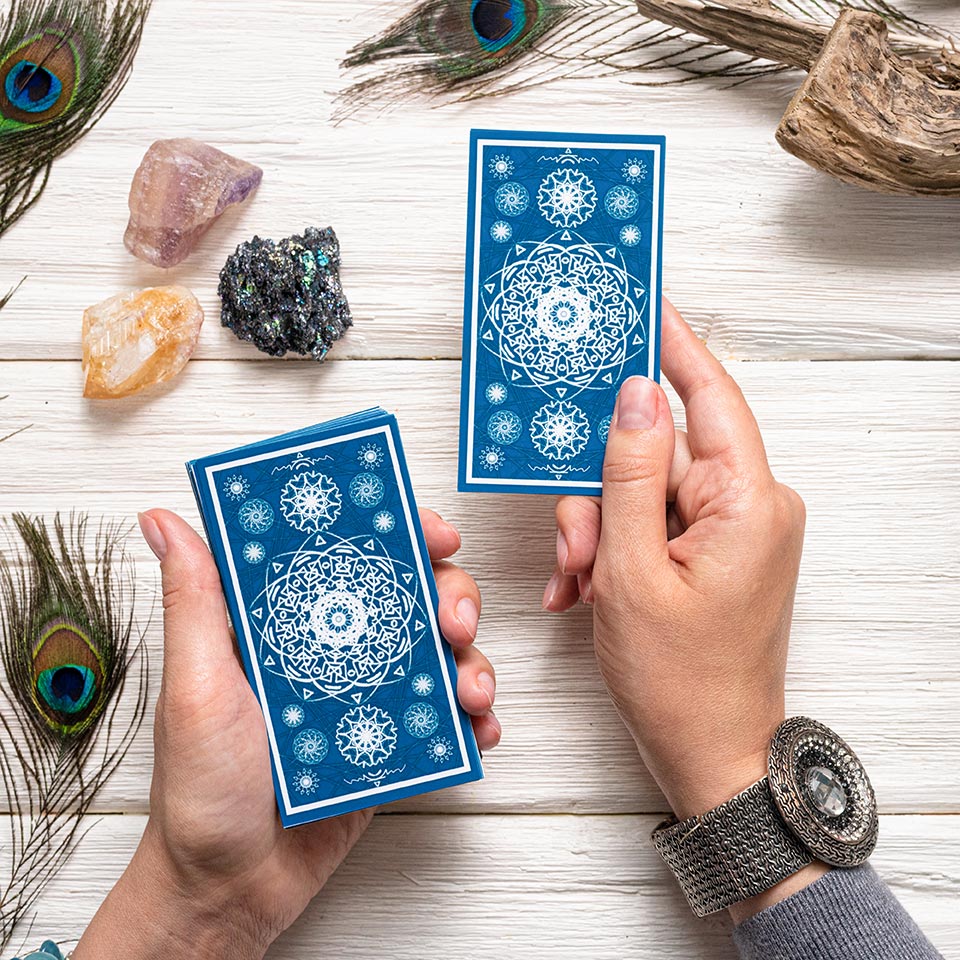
[777,483,807,529]
[602,449,664,487]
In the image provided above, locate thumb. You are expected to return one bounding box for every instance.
[599,376,675,570]
[138,509,240,693]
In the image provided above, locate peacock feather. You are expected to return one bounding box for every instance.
[0,513,148,947]
[0,0,151,239]
[338,0,954,111]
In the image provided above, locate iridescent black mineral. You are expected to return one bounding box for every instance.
[218,226,352,360]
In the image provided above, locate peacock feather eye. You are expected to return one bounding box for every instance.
[471,0,529,53]
[31,620,104,735]
[0,26,80,126]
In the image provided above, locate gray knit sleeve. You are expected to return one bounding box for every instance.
[732,865,944,960]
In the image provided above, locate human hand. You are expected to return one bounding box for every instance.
[74,508,500,960]
[543,299,805,829]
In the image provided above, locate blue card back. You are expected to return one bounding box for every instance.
[188,410,483,826]
[459,129,665,495]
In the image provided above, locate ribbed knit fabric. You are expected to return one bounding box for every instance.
[733,865,944,960]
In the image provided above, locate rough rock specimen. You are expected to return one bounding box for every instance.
[124,138,263,267]
[82,286,204,399]
[218,226,352,361]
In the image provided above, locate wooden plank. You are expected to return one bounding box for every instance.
[13,813,960,959]
[0,359,956,814]
[0,1,958,361]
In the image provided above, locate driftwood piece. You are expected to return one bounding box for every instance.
[776,11,960,197]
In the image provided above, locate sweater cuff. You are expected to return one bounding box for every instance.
[732,864,944,960]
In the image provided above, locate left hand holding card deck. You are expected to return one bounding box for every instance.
[187,408,482,826]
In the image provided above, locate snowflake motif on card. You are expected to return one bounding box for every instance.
[479,231,647,400]
[622,157,648,183]
[292,769,320,795]
[488,154,514,179]
[487,410,522,445]
[537,169,597,228]
[598,415,612,444]
[242,541,266,565]
[485,382,508,405]
[494,181,529,217]
[490,220,513,244]
[427,736,455,765]
[411,673,435,697]
[238,499,274,535]
[223,475,250,501]
[254,535,425,703]
[357,443,384,469]
[336,706,397,767]
[281,704,305,728]
[478,445,506,471]
[373,510,396,534]
[530,401,591,461]
[280,472,342,533]
[604,185,640,220]
[292,728,329,765]
[403,701,440,739]
[619,224,641,247]
[349,472,385,508]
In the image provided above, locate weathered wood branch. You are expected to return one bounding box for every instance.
[776,11,960,197]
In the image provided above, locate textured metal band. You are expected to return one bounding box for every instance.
[651,778,814,917]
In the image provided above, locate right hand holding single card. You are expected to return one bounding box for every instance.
[544,299,806,825]
[72,508,500,959]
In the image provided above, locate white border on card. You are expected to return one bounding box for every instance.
[465,136,662,488]
[204,424,471,816]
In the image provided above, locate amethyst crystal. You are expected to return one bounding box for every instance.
[218,226,352,361]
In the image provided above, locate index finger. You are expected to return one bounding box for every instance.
[660,298,770,471]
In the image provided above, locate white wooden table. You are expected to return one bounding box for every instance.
[2,2,958,956]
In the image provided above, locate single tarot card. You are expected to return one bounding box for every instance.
[187,409,482,826]
[459,129,665,495]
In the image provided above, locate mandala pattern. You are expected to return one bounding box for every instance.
[478,445,506,471]
[403,701,440,739]
[282,704,305,728]
[411,673,435,697]
[598,415,612,443]
[243,541,266,565]
[336,706,397,767]
[239,498,274,535]
[622,157,648,183]
[293,728,329,765]
[480,232,647,399]
[487,410,522,445]
[349,472,385,508]
[280,472,341,533]
[427,736,455,764]
[604,185,640,220]
[357,443,384,469]
[292,769,320,795]
[490,220,513,243]
[485,382,508,404]
[494,181,529,217]
[537,168,597,228]
[254,535,425,702]
[619,224,641,247]
[373,510,396,534]
[488,154,514,179]
[530,401,591,461]
[223,475,249,501]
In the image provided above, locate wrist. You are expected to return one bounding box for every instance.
[74,821,274,960]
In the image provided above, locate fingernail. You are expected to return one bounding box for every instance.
[138,512,167,561]
[542,570,563,610]
[557,529,569,573]
[486,712,502,737]
[616,376,658,431]
[455,597,479,639]
[443,518,462,548]
[477,671,495,709]
[579,570,593,605]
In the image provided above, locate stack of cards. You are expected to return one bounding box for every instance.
[459,129,666,495]
[187,409,483,826]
